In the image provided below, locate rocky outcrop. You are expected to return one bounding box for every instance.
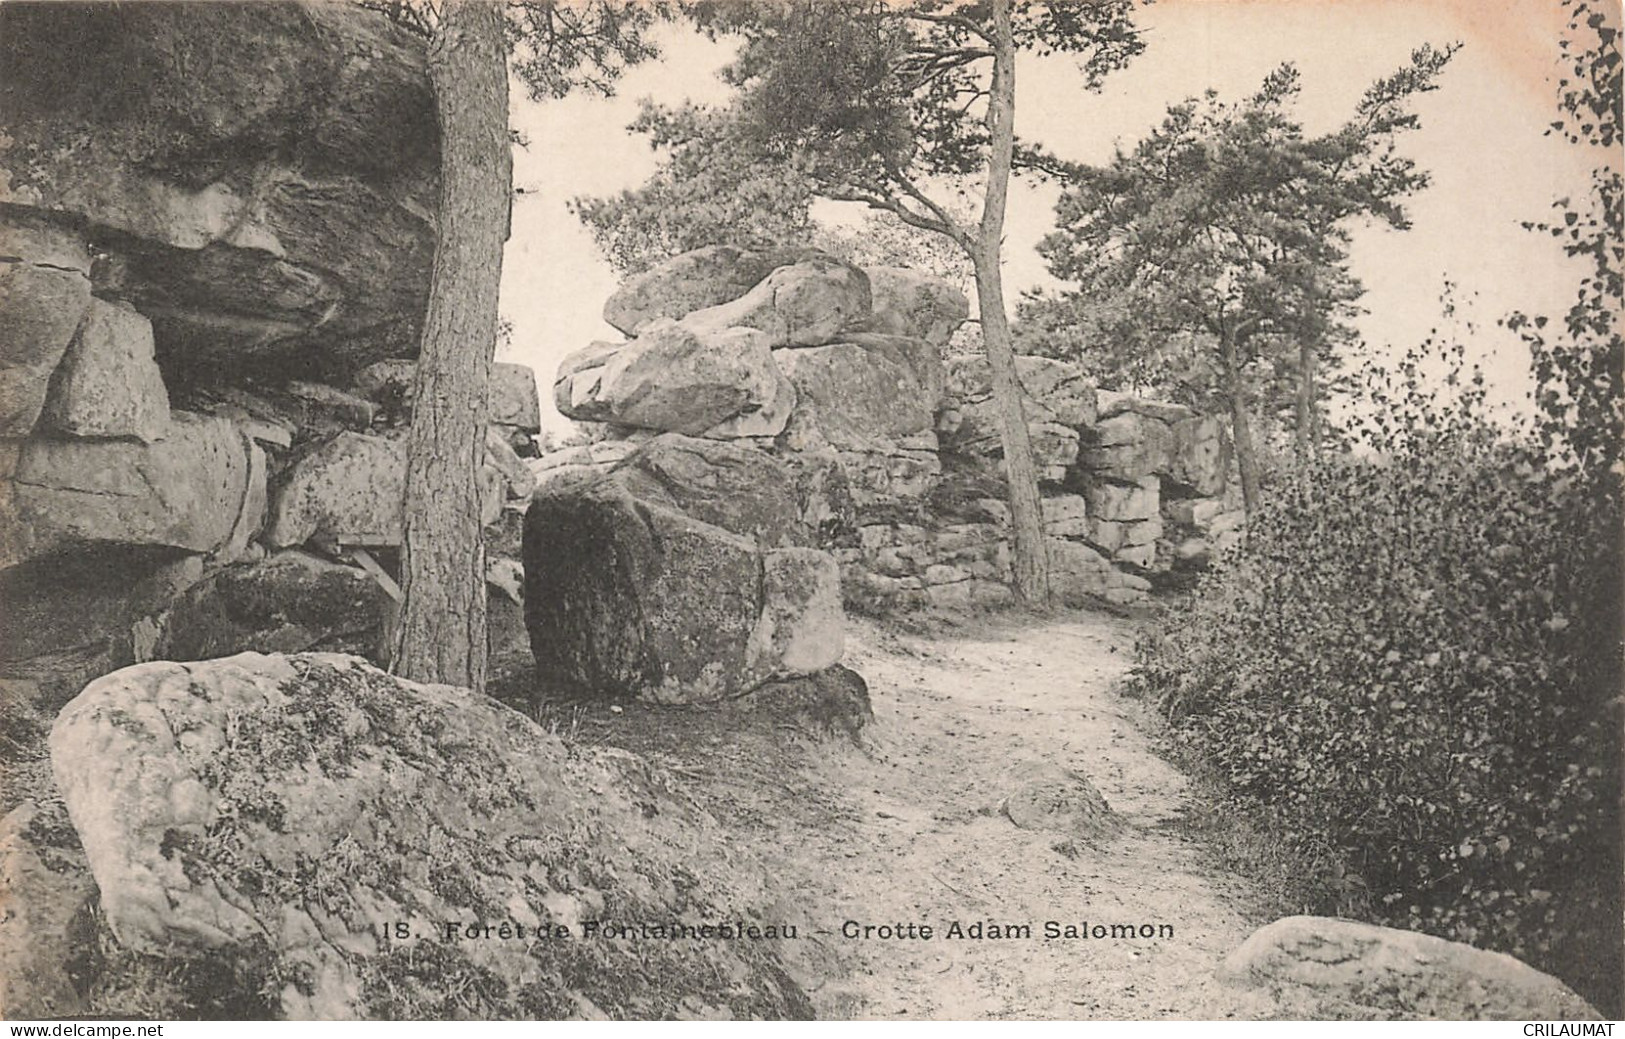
[1083,393,1229,497]
[265,432,406,549]
[0,412,263,571]
[147,550,392,663]
[523,442,845,704]
[1219,916,1601,1020]
[557,321,783,435]
[602,244,824,336]
[862,266,970,347]
[942,354,1098,485]
[683,255,871,349]
[0,798,97,1018]
[0,215,96,436]
[0,1,438,380]
[542,243,1240,614]
[49,653,812,1019]
[616,434,804,547]
[0,2,543,720]
[38,299,172,442]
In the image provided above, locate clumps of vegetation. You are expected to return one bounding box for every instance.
[1128,342,1621,1010]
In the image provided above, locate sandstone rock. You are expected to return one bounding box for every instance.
[724,664,872,742]
[1002,763,1123,841]
[1085,477,1160,523]
[283,381,376,430]
[0,2,439,379]
[1219,916,1600,1020]
[776,341,937,446]
[1172,536,1212,569]
[349,358,417,409]
[0,412,256,571]
[38,299,172,442]
[1083,403,1229,496]
[524,470,844,704]
[684,255,871,348]
[0,798,97,1019]
[751,548,844,676]
[1113,543,1157,569]
[616,434,802,547]
[1165,497,1226,529]
[558,321,780,435]
[151,551,392,663]
[49,652,812,1019]
[1164,414,1229,498]
[491,362,541,434]
[265,432,404,548]
[0,256,93,437]
[527,439,638,489]
[352,359,539,436]
[862,266,969,347]
[944,355,1095,483]
[701,363,797,439]
[216,438,269,564]
[834,439,942,508]
[484,425,536,501]
[948,354,1099,430]
[602,244,825,335]
[0,211,93,275]
[1041,494,1091,538]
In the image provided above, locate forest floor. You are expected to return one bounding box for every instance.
[523,607,1326,1020]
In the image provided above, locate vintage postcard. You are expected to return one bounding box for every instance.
[0,0,1618,1024]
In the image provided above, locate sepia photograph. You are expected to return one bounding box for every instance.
[0,0,1619,1023]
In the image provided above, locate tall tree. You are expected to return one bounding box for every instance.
[378,0,663,694]
[582,0,1144,603]
[393,0,511,692]
[1023,49,1455,512]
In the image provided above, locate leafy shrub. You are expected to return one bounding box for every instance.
[1131,343,1622,1009]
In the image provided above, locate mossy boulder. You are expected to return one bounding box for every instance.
[49,653,812,1019]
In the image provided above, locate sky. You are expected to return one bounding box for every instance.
[496,0,1611,434]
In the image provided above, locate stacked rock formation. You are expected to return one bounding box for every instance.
[0,2,541,711]
[536,246,1243,631]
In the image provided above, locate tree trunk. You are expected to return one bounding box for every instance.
[391,0,511,694]
[1294,338,1317,458]
[1222,330,1262,515]
[978,0,1050,605]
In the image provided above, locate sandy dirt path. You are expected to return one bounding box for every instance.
[752,610,1297,1020]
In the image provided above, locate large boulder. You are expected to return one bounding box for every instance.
[554,321,782,435]
[490,362,542,435]
[948,354,1098,430]
[602,244,825,335]
[149,550,392,663]
[775,339,939,447]
[1082,395,1229,497]
[0,2,438,380]
[49,653,812,1019]
[527,439,640,490]
[862,266,969,347]
[38,298,172,442]
[348,357,540,437]
[683,255,872,349]
[524,466,844,704]
[615,434,802,547]
[1220,916,1600,1020]
[265,432,404,548]
[0,412,262,571]
[0,798,97,1018]
[943,354,1096,483]
[0,216,95,436]
[778,403,941,511]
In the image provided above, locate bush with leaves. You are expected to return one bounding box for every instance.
[1130,337,1622,1010]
